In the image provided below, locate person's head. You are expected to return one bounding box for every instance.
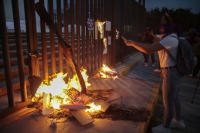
[146,27,151,34]
[146,27,150,30]
[161,13,172,24]
[159,13,182,37]
[186,28,198,44]
[188,28,197,36]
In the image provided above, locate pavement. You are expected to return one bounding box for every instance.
[0,52,200,133]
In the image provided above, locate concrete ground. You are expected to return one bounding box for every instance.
[0,52,200,133]
[125,53,200,133]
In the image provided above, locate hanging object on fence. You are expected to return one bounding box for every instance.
[95,21,105,39]
[105,21,111,31]
[116,29,119,39]
[108,36,111,45]
[87,15,94,48]
[87,17,94,31]
[103,38,107,54]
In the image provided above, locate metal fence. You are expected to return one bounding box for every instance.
[0,0,145,118]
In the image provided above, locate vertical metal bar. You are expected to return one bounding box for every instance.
[64,0,69,42]
[76,0,80,68]
[0,0,15,107]
[39,0,48,81]
[111,0,116,66]
[105,0,109,65]
[70,0,75,57]
[86,0,90,71]
[103,0,107,23]
[90,0,94,71]
[108,0,112,66]
[132,0,135,40]
[24,0,33,75]
[103,0,107,65]
[31,0,40,76]
[97,0,101,68]
[120,0,125,62]
[93,0,97,70]
[11,0,27,101]
[100,0,104,67]
[30,0,38,54]
[64,0,71,77]
[101,0,105,65]
[107,0,110,66]
[48,0,56,75]
[24,0,40,76]
[57,0,63,72]
[81,0,86,68]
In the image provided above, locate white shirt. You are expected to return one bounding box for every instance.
[158,33,179,68]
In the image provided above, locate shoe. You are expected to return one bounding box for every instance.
[170,118,185,129]
[152,124,171,133]
[154,68,161,73]
[144,62,148,67]
[152,63,155,67]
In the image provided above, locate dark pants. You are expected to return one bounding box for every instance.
[145,53,155,63]
[193,55,200,77]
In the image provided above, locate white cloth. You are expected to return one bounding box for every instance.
[158,33,179,68]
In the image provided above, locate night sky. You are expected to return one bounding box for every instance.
[145,0,200,14]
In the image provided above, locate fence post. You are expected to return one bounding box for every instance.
[111,0,116,66]
[39,0,48,81]
[12,0,27,101]
[24,0,40,76]
[120,0,125,63]
[0,0,15,107]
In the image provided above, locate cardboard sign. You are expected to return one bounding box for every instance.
[70,109,94,125]
[103,47,107,54]
[108,36,111,45]
[105,21,111,31]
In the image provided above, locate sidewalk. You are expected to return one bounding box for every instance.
[0,52,199,133]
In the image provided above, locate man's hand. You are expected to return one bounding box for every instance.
[149,30,154,36]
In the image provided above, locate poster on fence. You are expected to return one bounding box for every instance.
[87,18,94,31]
[108,36,111,45]
[105,21,111,31]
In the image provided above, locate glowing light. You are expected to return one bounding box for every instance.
[85,102,101,113]
[102,64,112,72]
